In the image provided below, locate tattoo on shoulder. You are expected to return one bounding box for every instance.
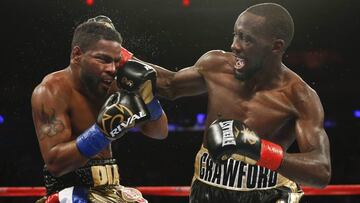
[38,104,65,140]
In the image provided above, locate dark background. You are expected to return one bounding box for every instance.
[1,0,360,202]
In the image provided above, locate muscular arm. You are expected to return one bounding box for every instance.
[32,84,88,177]
[135,57,208,100]
[278,84,331,188]
[131,51,227,138]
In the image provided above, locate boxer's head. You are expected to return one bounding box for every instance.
[231,3,294,81]
[71,21,123,97]
[87,15,115,30]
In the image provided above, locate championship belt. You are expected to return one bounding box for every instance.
[43,159,120,195]
[193,145,301,192]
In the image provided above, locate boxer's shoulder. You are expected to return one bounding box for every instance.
[196,50,232,72]
[199,50,230,62]
[282,68,320,108]
[32,68,72,102]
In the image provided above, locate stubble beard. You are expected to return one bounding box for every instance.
[80,69,107,99]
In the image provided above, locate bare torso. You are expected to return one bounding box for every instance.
[201,51,305,150]
[46,68,112,158]
[154,49,330,187]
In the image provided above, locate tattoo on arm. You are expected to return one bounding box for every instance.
[38,104,65,140]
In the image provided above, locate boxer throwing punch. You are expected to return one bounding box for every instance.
[152,3,331,203]
[32,17,167,203]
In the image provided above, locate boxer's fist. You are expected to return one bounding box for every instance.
[96,90,150,140]
[76,90,150,158]
[117,60,156,92]
[117,60,162,120]
[206,119,284,170]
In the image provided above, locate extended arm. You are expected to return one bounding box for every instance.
[133,55,208,100]
[150,64,207,100]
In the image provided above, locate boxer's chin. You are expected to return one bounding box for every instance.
[234,69,248,81]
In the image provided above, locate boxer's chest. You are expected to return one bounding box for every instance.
[69,94,112,157]
[69,93,100,137]
[207,82,295,138]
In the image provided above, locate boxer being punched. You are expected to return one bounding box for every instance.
[32,17,167,203]
[152,3,331,202]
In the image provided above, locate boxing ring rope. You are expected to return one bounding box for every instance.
[1,185,360,197]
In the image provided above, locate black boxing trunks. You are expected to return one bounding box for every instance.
[43,159,119,195]
[190,146,303,203]
[36,158,147,203]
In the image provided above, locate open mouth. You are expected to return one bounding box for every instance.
[234,57,246,70]
[102,79,114,87]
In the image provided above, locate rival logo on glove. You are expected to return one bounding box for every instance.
[100,104,146,137]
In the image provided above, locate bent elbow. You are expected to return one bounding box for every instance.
[319,166,331,188]
[313,163,331,188]
[140,120,168,140]
[44,149,69,177]
[46,163,65,177]
[146,127,168,140]
[158,131,168,140]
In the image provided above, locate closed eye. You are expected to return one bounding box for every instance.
[96,55,113,64]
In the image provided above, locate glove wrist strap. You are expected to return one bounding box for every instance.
[257,139,284,171]
[76,124,111,158]
[146,98,163,121]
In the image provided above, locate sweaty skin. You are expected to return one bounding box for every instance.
[152,11,331,188]
[32,39,168,177]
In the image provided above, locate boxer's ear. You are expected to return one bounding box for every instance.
[272,39,285,54]
[71,46,82,63]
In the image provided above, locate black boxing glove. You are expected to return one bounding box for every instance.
[117,60,163,120]
[206,119,284,170]
[96,90,150,139]
[76,90,150,158]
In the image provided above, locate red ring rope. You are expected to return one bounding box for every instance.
[0,185,360,197]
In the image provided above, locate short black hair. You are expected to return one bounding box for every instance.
[71,21,123,52]
[246,3,294,49]
[87,15,115,30]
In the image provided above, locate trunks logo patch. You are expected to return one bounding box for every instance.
[198,152,277,189]
[91,164,120,187]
